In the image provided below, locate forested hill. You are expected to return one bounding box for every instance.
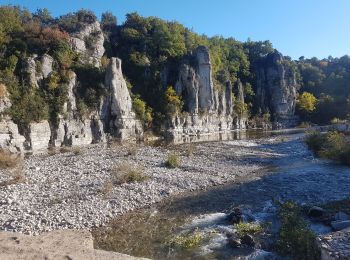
[0,6,349,132]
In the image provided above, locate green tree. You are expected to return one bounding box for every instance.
[297,92,317,112]
[164,86,183,117]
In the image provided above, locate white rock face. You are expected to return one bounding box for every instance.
[0,120,25,153]
[102,58,143,139]
[63,71,77,113]
[255,52,299,128]
[70,21,105,67]
[40,54,54,78]
[167,46,246,139]
[23,54,54,89]
[23,55,39,88]
[195,46,215,111]
[27,121,51,152]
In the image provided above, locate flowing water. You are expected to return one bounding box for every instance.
[94,131,350,259]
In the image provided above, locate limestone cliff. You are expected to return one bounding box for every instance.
[254,52,299,128]
[70,21,105,67]
[165,46,247,140]
[0,53,142,152]
[101,58,143,140]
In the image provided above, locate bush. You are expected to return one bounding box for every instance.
[9,88,49,128]
[112,162,148,184]
[132,96,153,128]
[318,131,346,160]
[305,131,327,155]
[165,153,180,168]
[305,131,350,165]
[0,150,20,169]
[164,86,183,117]
[167,229,203,249]
[235,222,263,237]
[277,202,320,260]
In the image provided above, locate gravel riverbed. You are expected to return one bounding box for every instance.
[0,137,280,235]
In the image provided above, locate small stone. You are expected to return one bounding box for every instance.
[308,206,325,218]
[228,238,241,248]
[241,234,255,247]
[331,220,350,231]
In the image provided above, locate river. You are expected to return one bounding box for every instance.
[93,131,350,259]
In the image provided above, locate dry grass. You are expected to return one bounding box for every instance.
[125,144,138,156]
[112,162,148,185]
[72,147,82,155]
[0,84,8,99]
[59,146,82,155]
[0,167,26,187]
[59,146,71,153]
[101,180,114,197]
[0,150,20,169]
[165,153,180,168]
[185,144,195,157]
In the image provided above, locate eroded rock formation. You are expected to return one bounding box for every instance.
[0,26,142,153]
[255,52,299,128]
[165,46,247,140]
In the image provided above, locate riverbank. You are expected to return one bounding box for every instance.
[92,132,350,259]
[0,134,282,236]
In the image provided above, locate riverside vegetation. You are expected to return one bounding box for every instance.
[306,131,350,165]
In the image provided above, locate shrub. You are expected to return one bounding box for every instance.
[112,162,148,184]
[234,100,248,117]
[318,131,346,160]
[185,144,195,157]
[125,145,137,156]
[72,147,82,155]
[132,96,153,128]
[235,222,263,238]
[305,131,326,155]
[306,131,350,165]
[0,168,25,187]
[167,229,203,249]
[0,150,20,169]
[164,86,183,117]
[339,146,350,165]
[9,88,49,128]
[277,202,320,260]
[165,153,180,168]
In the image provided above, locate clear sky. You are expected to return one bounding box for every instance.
[1,0,349,60]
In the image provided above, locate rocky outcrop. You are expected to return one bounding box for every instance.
[70,21,105,67]
[101,58,143,139]
[22,54,54,88]
[165,46,246,139]
[255,52,299,128]
[0,230,149,260]
[1,52,142,153]
[0,120,25,153]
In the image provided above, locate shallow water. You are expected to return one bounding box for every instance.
[94,132,350,259]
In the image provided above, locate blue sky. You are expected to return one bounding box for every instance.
[1,0,349,60]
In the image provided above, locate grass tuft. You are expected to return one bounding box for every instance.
[165,153,180,168]
[112,162,148,185]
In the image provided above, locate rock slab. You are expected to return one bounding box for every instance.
[0,230,149,260]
